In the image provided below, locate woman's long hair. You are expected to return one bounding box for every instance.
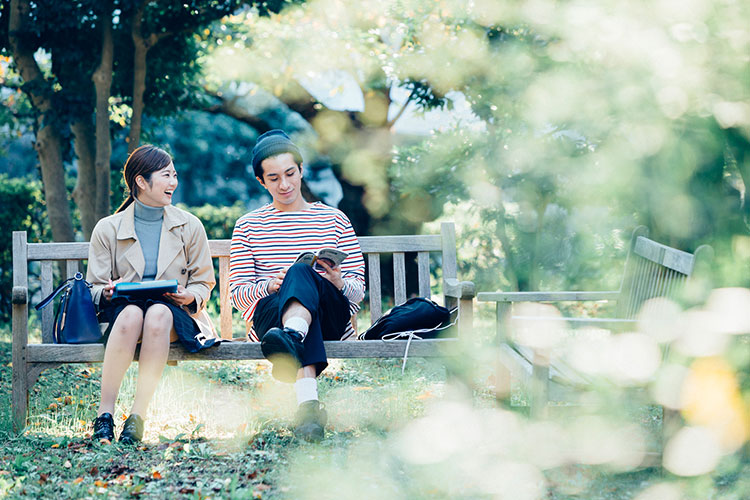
[115,145,173,213]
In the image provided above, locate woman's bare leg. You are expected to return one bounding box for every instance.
[130,304,173,417]
[98,305,144,416]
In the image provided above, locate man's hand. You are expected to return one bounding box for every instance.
[267,268,288,294]
[316,259,344,290]
[164,285,196,306]
[102,278,123,302]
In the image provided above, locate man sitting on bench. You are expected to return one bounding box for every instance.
[229,130,365,442]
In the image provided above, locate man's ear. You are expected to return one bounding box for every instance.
[256,176,265,187]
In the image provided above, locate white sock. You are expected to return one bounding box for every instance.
[284,316,309,339]
[294,377,318,405]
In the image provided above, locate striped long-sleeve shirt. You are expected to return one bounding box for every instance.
[229,202,365,340]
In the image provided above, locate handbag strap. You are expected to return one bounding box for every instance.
[35,276,75,311]
[35,272,90,311]
[52,285,71,344]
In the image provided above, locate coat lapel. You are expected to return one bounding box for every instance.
[156,205,189,280]
[117,204,144,280]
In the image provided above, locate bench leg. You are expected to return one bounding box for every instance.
[458,297,473,337]
[530,349,550,418]
[11,343,28,433]
[494,359,512,401]
[493,302,512,401]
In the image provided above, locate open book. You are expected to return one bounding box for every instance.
[112,279,178,300]
[294,248,348,271]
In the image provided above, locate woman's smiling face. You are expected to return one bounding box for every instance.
[135,161,178,207]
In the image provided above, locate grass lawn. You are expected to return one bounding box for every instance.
[1,325,749,499]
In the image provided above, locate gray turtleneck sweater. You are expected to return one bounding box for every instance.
[134,198,164,281]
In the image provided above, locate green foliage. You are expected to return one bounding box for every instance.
[0,175,49,322]
[143,110,264,208]
[181,202,247,240]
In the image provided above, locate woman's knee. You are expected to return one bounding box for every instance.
[112,305,144,337]
[143,304,173,336]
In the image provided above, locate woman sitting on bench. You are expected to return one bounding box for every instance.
[86,145,216,444]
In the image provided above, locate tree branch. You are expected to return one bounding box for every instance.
[386,87,415,129]
[202,87,273,133]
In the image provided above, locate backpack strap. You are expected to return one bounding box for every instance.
[381,306,459,374]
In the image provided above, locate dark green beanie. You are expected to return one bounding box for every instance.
[251,130,303,177]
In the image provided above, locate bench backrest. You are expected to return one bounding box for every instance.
[13,222,460,341]
[616,226,710,319]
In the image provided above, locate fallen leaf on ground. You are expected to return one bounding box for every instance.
[73,477,83,484]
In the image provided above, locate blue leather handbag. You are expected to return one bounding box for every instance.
[35,272,101,344]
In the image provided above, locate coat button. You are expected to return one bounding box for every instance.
[181,268,187,275]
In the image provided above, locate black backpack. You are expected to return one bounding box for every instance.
[359,297,455,340]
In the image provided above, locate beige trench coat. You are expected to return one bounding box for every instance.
[86,202,216,339]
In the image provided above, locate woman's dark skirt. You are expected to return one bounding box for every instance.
[99,297,198,347]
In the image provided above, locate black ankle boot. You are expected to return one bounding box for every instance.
[119,414,144,444]
[92,413,115,443]
[261,327,305,382]
[294,400,327,443]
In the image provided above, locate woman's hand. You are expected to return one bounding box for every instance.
[164,285,195,306]
[267,268,287,294]
[316,260,344,291]
[102,278,123,302]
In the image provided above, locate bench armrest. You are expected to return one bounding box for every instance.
[12,286,28,304]
[477,290,620,303]
[444,278,475,300]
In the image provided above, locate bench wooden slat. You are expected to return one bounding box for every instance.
[66,260,80,278]
[441,223,459,312]
[209,239,231,255]
[394,252,406,305]
[360,235,442,253]
[27,242,89,260]
[367,253,382,322]
[634,236,695,275]
[218,256,232,339]
[41,261,54,343]
[417,251,430,298]
[440,223,458,280]
[26,339,457,362]
[28,236,446,259]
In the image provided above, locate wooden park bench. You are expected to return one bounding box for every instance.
[11,222,475,431]
[477,226,711,416]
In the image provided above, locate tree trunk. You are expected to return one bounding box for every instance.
[71,119,97,239]
[128,2,153,154]
[128,39,148,153]
[93,0,114,219]
[9,0,74,243]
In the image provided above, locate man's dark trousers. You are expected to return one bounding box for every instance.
[253,263,351,375]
